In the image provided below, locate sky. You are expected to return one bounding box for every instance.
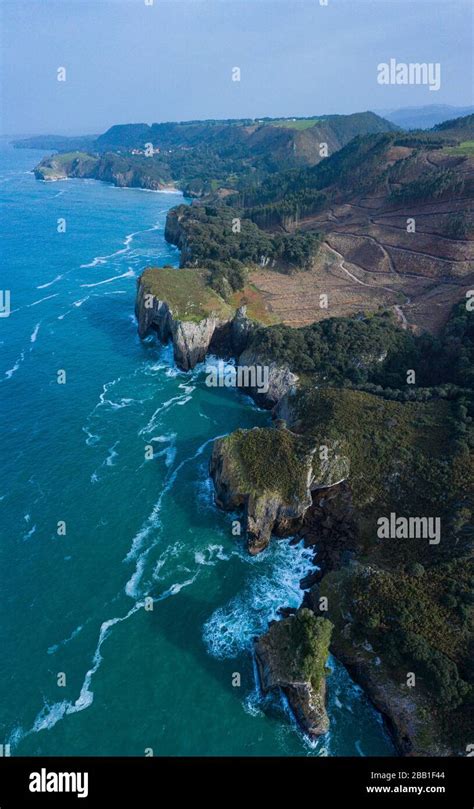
[1,0,473,135]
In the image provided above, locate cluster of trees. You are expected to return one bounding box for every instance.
[346,381,471,402]
[382,629,471,709]
[238,133,404,225]
[247,311,410,380]
[358,301,474,393]
[248,303,474,457]
[393,134,455,149]
[351,560,473,712]
[247,190,327,229]
[170,205,321,296]
[390,168,465,203]
[272,231,321,268]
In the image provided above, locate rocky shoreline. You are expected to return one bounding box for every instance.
[135,264,470,756]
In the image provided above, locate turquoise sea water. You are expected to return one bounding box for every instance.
[0,141,394,756]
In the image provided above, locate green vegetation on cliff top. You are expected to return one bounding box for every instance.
[168,203,321,298]
[140,267,232,323]
[291,387,472,543]
[263,609,333,691]
[35,151,98,179]
[218,427,313,502]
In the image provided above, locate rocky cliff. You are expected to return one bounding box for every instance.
[209,425,349,554]
[34,152,176,191]
[135,267,233,371]
[164,206,193,266]
[254,609,333,738]
[136,270,298,406]
[135,270,472,757]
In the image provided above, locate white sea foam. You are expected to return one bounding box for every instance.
[138,392,191,435]
[73,296,90,307]
[23,525,37,541]
[124,433,228,597]
[47,624,84,655]
[80,256,109,268]
[78,220,165,269]
[152,542,184,581]
[83,425,101,447]
[80,269,135,288]
[195,464,216,510]
[203,539,315,659]
[28,293,59,307]
[105,441,119,467]
[30,323,41,343]
[37,274,63,289]
[3,350,26,380]
[10,602,144,748]
[155,574,199,601]
[154,441,177,468]
[194,545,230,567]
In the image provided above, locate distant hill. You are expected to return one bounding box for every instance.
[94,112,398,168]
[380,105,474,131]
[11,134,97,152]
[32,112,398,197]
[434,113,474,134]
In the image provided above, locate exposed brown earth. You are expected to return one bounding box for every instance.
[247,151,474,333]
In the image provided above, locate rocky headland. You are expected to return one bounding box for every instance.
[135,264,472,756]
[254,609,333,738]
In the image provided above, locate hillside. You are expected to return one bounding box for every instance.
[229,123,474,333]
[31,112,474,335]
[381,105,474,130]
[31,112,397,197]
[94,111,397,159]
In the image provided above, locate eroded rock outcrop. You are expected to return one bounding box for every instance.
[238,346,299,408]
[231,306,256,356]
[210,425,349,553]
[254,608,333,738]
[135,268,233,371]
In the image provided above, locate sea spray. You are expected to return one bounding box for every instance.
[202,538,316,659]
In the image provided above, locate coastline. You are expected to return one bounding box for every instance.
[134,263,470,757]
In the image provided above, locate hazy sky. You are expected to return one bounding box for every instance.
[1,0,473,135]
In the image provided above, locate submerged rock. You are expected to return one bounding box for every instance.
[254,608,333,738]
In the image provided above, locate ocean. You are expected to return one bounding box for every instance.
[0,141,393,756]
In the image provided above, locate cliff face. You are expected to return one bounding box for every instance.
[34,153,100,182]
[135,269,233,371]
[254,609,333,738]
[135,272,298,402]
[135,291,228,371]
[238,347,298,408]
[170,317,224,371]
[164,206,193,266]
[209,426,349,554]
[210,428,313,554]
[34,152,176,191]
[306,563,453,756]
